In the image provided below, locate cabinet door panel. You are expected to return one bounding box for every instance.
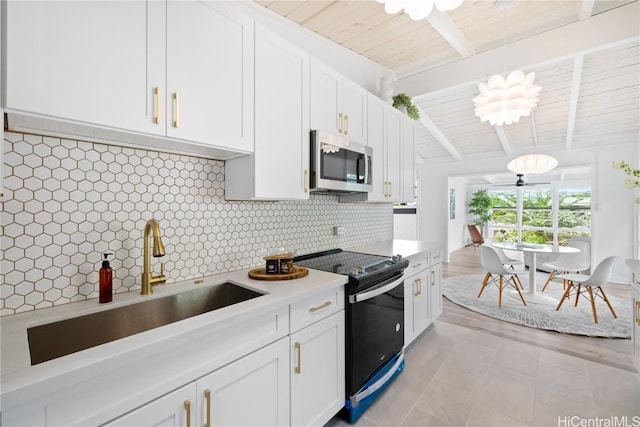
[341,81,367,144]
[4,1,159,135]
[310,61,341,133]
[254,26,309,199]
[166,1,253,152]
[197,337,290,427]
[291,312,345,427]
[430,263,443,320]
[103,384,196,427]
[401,118,416,203]
[367,95,388,202]
[385,110,402,202]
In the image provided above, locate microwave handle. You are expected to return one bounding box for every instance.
[364,152,370,184]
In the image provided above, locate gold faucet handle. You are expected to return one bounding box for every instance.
[160,263,164,276]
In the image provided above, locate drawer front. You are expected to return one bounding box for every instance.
[430,249,442,265]
[290,287,345,333]
[407,252,430,274]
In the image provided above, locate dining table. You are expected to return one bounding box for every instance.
[492,242,580,301]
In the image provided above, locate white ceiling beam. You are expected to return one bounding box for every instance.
[425,9,475,59]
[417,107,462,160]
[565,55,584,151]
[494,126,511,155]
[579,0,595,20]
[397,1,639,94]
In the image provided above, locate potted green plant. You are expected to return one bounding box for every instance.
[392,93,420,120]
[468,189,492,236]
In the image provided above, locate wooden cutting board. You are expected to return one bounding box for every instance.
[248,266,309,281]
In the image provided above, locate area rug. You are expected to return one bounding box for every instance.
[442,273,632,338]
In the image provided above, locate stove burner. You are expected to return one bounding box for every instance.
[294,250,393,277]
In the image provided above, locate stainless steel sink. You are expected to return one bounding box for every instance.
[27,282,264,365]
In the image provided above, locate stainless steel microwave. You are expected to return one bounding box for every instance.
[309,130,373,194]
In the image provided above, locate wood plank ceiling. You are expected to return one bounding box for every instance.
[255,0,639,182]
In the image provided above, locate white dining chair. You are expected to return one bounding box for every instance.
[555,256,618,323]
[478,246,527,308]
[541,237,591,293]
[494,247,524,270]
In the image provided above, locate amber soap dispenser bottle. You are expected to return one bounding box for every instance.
[99,252,114,303]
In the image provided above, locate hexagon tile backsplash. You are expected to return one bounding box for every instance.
[1,132,393,315]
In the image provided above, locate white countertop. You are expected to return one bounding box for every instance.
[347,239,442,258]
[0,266,347,401]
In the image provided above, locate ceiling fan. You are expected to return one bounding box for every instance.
[495,174,550,187]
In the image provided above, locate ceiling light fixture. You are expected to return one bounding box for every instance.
[507,112,558,174]
[472,1,541,126]
[376,0,464,21]
[507,154,558,175]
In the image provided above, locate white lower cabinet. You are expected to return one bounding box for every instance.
[105,337,289,427]
[404,249,443,347]
[404,268,431,346]
[632,283,640,373]
[290,312,345,426]
[196,337,290,427]
[103,383,197,427]
[429,255,443,320]
[97,287,346,427]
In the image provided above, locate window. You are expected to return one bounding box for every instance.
[488,186,591,245]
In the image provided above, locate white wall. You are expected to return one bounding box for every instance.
[419,142,638,283]
[447,177,469,256]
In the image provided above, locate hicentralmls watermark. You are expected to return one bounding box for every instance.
[558,416,640,427]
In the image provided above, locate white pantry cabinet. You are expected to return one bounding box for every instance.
[310,59,367,144]
[225,25,309,200]
[4,0,253,158]
[289,288,346,426]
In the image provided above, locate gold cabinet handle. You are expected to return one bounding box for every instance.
[173,92,180,128]
[304,169,309,193]
[412,263,422,269]
[204,389,211,427]
[154,87,161,124]
[338,112,343,133]
[636,301,640,326]
[184,400,191,427]
[344,114,349,135]
[431,270,435,286]
[295,341,301,374]
[309,300,331,313]
[414,278,419,297]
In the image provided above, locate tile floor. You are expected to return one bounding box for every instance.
[327,320,640,427]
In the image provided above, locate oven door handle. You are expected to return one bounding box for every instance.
[350,272,404,303]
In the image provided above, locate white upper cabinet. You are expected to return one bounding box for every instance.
[4,0,254,158]
[401,116,416,204]
[366,95,387,202]
[225,24,309,200]
[165,1,253,152]
[4,1,157,135]
[310,59,367,144]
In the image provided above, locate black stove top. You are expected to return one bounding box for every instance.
[294,249,408,287]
